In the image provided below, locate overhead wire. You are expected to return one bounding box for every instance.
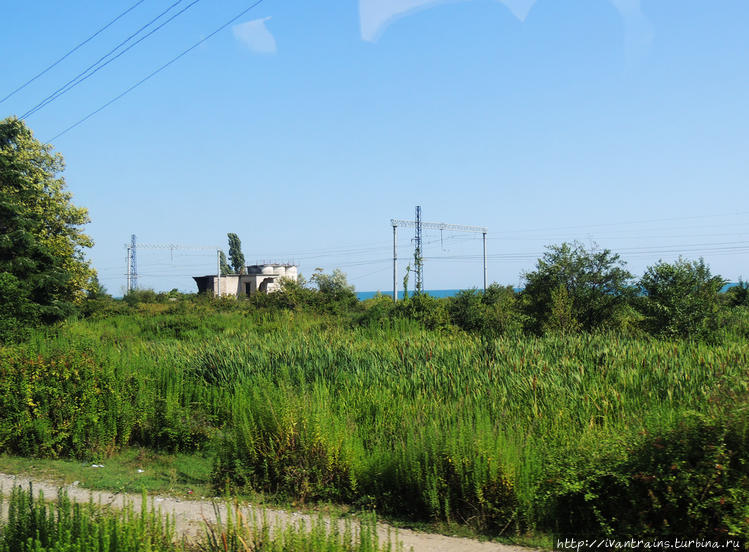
[48,0,267,142]
[488,211,749,236]
[23,0,202,120]
[0,0,146,104]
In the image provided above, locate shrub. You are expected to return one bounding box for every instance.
[521,242,634,334]
[540,410,749,538]
[542,284,581,335]
[638,257,725,339]
[394,293,450,330]
[0,344,128,458]
[726,279,749,308]
[448,285,523,336]
[358,293,397,327]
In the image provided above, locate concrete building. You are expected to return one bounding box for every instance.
[193,264,298,298]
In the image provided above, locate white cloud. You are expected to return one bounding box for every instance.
[359,0,536,43]
[359,0,653,62]
[232,17,276,54]
[609,0,655,64]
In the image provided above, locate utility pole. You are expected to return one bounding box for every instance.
[392,224,398,302]
[216,249,221,297]
[391,211,488,294]
[483,231,487,292]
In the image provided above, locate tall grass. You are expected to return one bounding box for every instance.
[0,484,179,551]
[1,309,747,537]
[203,503,401,552]
[0,485,400,552]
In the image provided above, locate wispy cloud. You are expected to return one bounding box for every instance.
[359,0,535,42]
[232,17,276,54]
[359,0,653,61]
[609,0,654,65]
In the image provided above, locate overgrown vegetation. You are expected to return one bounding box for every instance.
[1,303,746,539]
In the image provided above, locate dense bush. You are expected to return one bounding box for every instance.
[393,292,450,330]
[520,242,634,334]
[638,257,725,339]
[726,279,749,308]
[448,285,523,336]
[540,409,749,538]
[0,343,129,458]
[0,330,219,458]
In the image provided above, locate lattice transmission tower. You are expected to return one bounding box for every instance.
[391,207,487,302]
[126,234,137,292]
[125,237,222,294]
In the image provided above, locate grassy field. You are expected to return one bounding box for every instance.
[0,306,747,540]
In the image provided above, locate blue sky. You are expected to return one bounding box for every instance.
[2,0,748,294]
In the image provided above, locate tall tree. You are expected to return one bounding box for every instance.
[0,117,94,338]
[227,233,245,274]
[520,241,634,333]
[219,250,231,276]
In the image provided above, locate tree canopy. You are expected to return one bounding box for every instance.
[219,250,231,276]
[227,233,245,274]
[0,117,94,338]
[638,257,725,339]
[520,241,634,332]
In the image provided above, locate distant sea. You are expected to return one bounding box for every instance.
[357,282,741,301]
[357,289,479,301]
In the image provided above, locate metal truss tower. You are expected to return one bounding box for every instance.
[414,205,423,294]
[126,234,137,292]
[391,209,488,302]
[125,238,222,295]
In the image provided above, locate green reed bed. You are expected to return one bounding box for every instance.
[1,311,747,538]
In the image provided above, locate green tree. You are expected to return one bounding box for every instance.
[227,233,245,274]
[219,250,231,276]
[543,284,582,334]
[0,117,94,338]
[520,241,634,333]
[311,268,355,297]
[638,257,725,339]
[86,274,108,300]
[448,284,523,335]
[726,278,749,308]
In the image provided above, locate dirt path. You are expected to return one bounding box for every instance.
[0,472,534,552]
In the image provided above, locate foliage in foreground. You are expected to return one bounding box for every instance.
[0,117,94,342]
[1,310,747,539]
[0,485,178,552]
[0,484,398,552]
[203,503,400,552]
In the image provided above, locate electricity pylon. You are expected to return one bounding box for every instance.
[390,209,488,302]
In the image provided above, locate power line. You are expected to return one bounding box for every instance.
[23,0,201,120]
[49,0,267,141]
[491,211,749,236]
[0,0,146,104]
